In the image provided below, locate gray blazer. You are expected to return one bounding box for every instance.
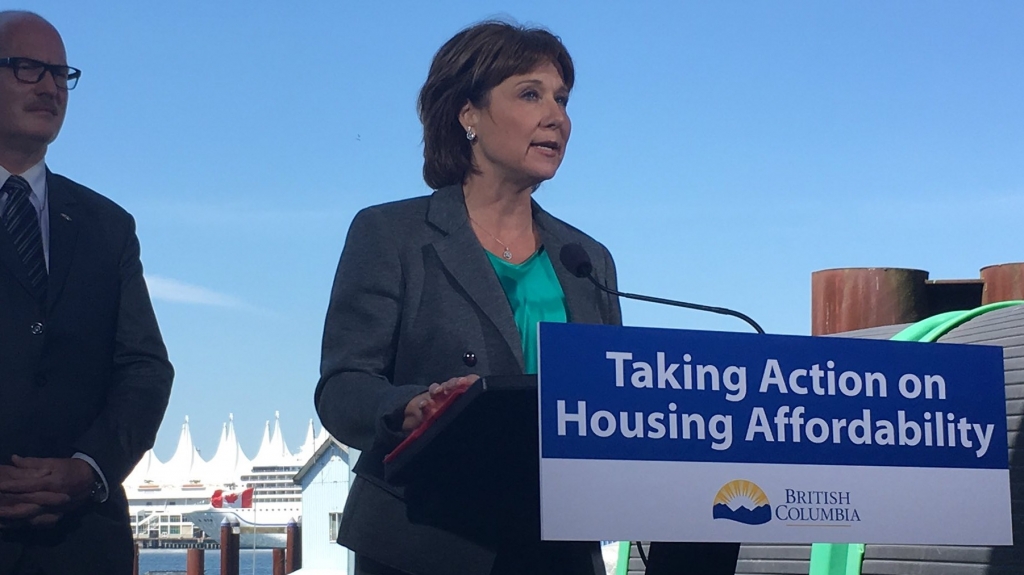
[315,184,621,575]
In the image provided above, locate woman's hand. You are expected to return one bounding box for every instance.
[402,375,480,432]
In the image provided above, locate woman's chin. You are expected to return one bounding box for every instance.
[523,166,560,187]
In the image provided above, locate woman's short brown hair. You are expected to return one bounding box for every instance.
[418,21,575,190]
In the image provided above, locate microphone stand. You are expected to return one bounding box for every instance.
[582,275,766,335]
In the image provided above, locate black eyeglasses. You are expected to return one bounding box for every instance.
[0,57,81,90]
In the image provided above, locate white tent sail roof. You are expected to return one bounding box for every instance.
[271,411,291,458]
[124,448,165,489]
[256,420,272,456]
[205,414,250,486]
[251,412,295,467]
[123,412,317,496]
[163,416,209,486]
[295,419,317,462]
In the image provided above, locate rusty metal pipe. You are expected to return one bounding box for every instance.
[981,263,1024,304]
[811,268,929,335]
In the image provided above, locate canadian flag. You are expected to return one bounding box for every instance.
[211,488,254,508]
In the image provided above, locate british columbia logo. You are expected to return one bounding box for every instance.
[712,480,772,525]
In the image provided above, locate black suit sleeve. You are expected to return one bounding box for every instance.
[315,207,428,454]
[71,216,173,485]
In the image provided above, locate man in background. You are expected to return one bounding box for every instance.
[0,11,173,574]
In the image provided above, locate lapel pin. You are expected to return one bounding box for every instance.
[60,213,72,221]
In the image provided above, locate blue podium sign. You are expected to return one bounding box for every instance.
[537,323,1011,545]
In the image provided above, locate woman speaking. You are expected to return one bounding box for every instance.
[315,21,620,575]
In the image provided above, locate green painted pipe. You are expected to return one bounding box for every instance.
[893,301,1024,343]
[888,310,965,342]
[615,541,631,575]
[808,301,1023,575]
[809,542,864,575]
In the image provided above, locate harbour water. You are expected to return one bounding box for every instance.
[138,549,273,575]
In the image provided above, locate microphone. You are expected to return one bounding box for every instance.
[559,243,765,334]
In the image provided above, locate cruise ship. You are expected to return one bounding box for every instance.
[184,461,304,548]
[124,412,324,548]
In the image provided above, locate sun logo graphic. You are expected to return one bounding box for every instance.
[712,480,772,525]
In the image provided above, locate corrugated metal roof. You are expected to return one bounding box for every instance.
[730,304,1024,575]
[857,304,1024,575]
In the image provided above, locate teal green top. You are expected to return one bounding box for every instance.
[486,248,568,374]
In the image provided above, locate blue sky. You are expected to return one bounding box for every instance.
[25,2,1024,460]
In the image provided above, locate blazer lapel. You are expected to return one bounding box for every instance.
[534,205,603,325]
[427,185,525,370]
[44,172,78,311]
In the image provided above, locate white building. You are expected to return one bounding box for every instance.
[293,438,353,574]
[123,413,322,545]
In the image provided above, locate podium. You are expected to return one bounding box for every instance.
[383,375,740,575]
[384,375,540,546]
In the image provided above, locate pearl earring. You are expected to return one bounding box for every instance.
[465,126,476,141]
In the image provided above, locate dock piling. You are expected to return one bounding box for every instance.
[273,548,286,575]
[186,548,204,575]
[286,519,301,572]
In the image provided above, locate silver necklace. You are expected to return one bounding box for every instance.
[468,215,532,260]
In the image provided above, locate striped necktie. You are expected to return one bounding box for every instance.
[1,175,47,301]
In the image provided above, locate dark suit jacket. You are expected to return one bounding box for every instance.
[315,185,621,575]
[0,172,173,575]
